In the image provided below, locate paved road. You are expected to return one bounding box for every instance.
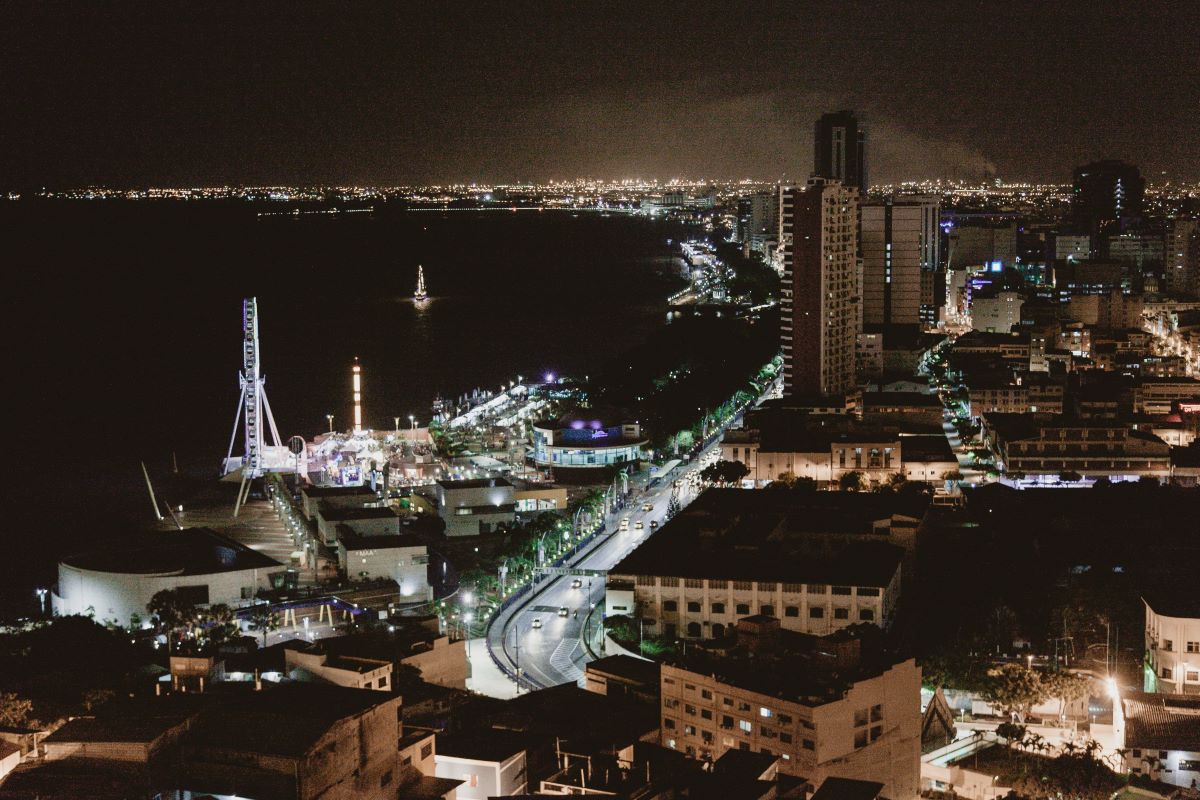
[487,379,779,690]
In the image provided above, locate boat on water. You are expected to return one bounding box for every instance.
[414,265,428,302]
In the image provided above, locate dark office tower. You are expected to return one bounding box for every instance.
[780,179,860,397]
[861,197,940,327]
[814,111,868,195]
[1072,160,1145,239]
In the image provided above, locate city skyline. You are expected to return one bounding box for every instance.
[2,3,1198,188]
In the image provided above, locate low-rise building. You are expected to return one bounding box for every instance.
[317,505,402,545]
[511,481,568,513]
[968,374,1065,418]
[299,484,379,521]
[435,730,529,800]
[607,490,912,640]
[1120,691,1200,787]
[1133,377,1200,415]
[283,645,394,691]
[531,413,648,480]
[659,619,921,798]
[336,529,431,600]
[435,477,516,537]
[982,413,1171,480]
[53,527,282,627]
[1143,588,1200,695]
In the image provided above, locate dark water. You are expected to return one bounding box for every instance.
[2,200,687,610]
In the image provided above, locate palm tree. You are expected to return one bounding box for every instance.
[246,601,279,648]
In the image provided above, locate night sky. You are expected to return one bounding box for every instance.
[1,2,1197,188]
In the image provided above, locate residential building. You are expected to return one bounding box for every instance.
[53,527,282,627]
[861,197,940,327]
[292,625,468,690]
[1053,233,1092,263]
[1143,589,1200,695]
[970,290,1023,333]
[607,490,913,639]
[813,110,867,195]
[435,730,529,800]
[336,529,431,600]
[1106,232,1164,275]
[781,179,860,397]
[1164,218,1199,295]
[967,375,1065,418]
[584,654,661,705]
[435,477,516,537]
[0,685,407,800]
[1120,692,1200,786]
[981,413,1171,479]
[659,619,921,797]
[738,192,780,258]
[947,223,1017,269]
[284,645,394,691]
[1132,377,1200,415]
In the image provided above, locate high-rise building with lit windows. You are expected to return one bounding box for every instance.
[861,197,940,327]
[1072,159,1145,239]
[780,179,860,397]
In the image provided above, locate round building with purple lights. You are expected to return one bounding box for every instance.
[531,412,647,480]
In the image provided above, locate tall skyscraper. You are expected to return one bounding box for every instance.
[861,197,940,327]
[780,179,860,397]
[1072,160,1145,239]
[813,111,867,195]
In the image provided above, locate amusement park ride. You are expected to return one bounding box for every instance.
[222,298,305,499]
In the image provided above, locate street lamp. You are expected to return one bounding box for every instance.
[409,415,416,434]
[394,416,400,434]
[35,587,48,616]
[326,414,335,433]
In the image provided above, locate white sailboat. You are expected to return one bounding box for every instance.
[414,265,428,302]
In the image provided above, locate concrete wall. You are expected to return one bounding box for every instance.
[403,637,468,689]
[338,543,432,601]
[436,752,526,800]
[54,564,270,627]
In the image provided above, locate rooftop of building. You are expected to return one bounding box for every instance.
[663,623,909,707]
[811,776,885,800]
[436,728,530,763]
[585,654,662,687]
[860,391,942,409]
[435,477,514,490]
[42,714,190,745]
[1121,691,1200,753]
[954,329,1031,348]
[60,527,282,576]
[335,526,425,551]
[317,504,397,520]
[300,484,378,497]
[898,434,956,463]
[183,682,400,759]
[489,683,659,753]
[610,489,910,587]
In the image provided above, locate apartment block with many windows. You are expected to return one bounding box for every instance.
[659,619,920,798]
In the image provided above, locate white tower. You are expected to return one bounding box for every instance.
[352,358,363,433]
[224,298,284,477]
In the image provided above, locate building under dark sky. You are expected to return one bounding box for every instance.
[1072,159,1147,238]
[0,3,1197,187]
[813,111,867,196]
